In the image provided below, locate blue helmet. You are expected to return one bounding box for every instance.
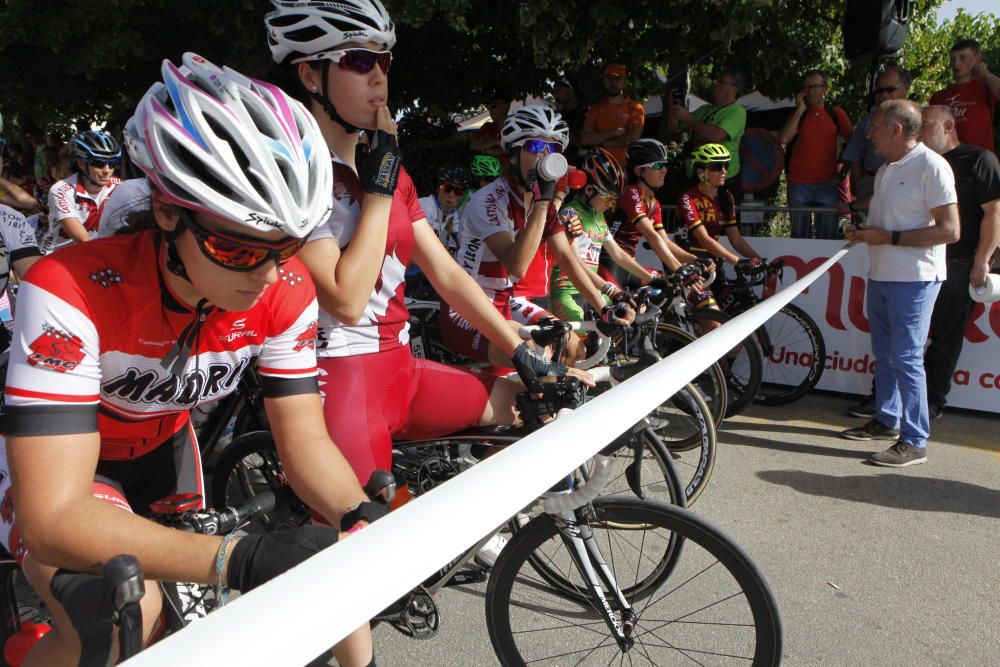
[71,130,122,163]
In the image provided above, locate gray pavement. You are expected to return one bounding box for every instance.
[372,393,1000,666]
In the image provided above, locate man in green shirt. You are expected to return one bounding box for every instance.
[669,68,748,206]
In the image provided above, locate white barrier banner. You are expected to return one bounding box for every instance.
[126,247,851,667]
[746,238,1000,413]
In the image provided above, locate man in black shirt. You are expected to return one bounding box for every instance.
[920,105,1000,417]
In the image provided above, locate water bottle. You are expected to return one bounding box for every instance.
[536,152,568,182]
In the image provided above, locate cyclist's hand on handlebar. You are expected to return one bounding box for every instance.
[512,341,594,389]
[566,366,596,387]
[600,302,634,326]
[226,526,339,593]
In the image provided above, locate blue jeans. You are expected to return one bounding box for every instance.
[867,279,942,449]
[788,181,840,239]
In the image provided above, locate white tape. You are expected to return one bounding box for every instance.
[125,246,852,667]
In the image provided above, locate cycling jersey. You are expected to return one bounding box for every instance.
[608,184,663,258]
[0,205,42,297]
[549,196,611,322]
[311,161,423,358]
[454,176,562,304]
[45,173,121,251]
[4,229,319,460]
[417,194,462,255]
[675,185,737,253]
[97,178,152,238]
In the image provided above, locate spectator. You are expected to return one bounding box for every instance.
[669,68,748,207]
[0,150,36,211]
[778,69,853,239]
[553,75,588,164]
[469,91,510,158]
[843,66,912,210]
[581,63,644,166]
[840,100,959,468]
[418,163,468,255]
[930,39,1000,153]
[23,125,46,180]
[921,105,1000,417]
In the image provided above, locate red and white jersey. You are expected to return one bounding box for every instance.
[455,176,561,302]
[311,161,424,358]
[0,205,42,297]
[45,173,121,252]
[4,230,319,460]
[608,184,663,259]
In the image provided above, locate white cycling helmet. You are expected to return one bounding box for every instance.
[125,52,332,239]
[266,0,396,65]
[500,105,569,153]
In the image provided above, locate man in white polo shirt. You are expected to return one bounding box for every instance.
[840,100,959,467]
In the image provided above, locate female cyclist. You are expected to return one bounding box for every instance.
[676,143,761,271]
[550,148,655,322]
[600,138,701,289]
[264,1,586,501]
[1,54,376,666]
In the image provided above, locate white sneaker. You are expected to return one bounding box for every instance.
[474,533,507,568]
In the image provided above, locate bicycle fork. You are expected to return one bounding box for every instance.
[555,509,638,653]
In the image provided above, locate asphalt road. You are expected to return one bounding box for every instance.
[369,393,1000,666]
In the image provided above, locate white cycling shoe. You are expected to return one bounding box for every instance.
[474,533,508,568]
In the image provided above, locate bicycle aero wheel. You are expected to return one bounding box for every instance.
[486,497,782,667]
[687,309,764,417]
[753,303,826,406]
[211,431,310,532]
[654,324,727,429]
[643,387,716,505]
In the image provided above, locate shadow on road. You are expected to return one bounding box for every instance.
[756,469,1000,518]
[719,429,862,459]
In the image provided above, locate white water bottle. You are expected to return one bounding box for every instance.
[536,152,568,182]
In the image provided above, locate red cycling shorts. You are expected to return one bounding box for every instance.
[318,345,496,486]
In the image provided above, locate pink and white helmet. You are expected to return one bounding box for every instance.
[265,0,396,65]
[125,52,332,238]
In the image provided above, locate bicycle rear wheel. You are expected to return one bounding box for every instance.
[686,308,764,417]
[753,303,826,406]
[486,497,782,667]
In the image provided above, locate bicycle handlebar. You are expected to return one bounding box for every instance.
[175,491,277,535]
[517,319,612,371]
[542,408,613,513]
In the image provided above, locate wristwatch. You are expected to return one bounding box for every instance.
[891,230,902,246]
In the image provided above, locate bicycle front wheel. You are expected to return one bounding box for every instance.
[486,497,782,667]
[753,303,826,406]
[643,385,717,505]
[654,324,727,428]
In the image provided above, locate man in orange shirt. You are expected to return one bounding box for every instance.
[581,64,644,166]
[778,69,853,238]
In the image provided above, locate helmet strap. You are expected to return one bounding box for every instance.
[638,170,657,192]
[163,225,192,283]
[311,60,362,135]
[511,149,530,192]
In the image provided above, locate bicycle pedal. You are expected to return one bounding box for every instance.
[386,587,439,640]
[444,566,487,587]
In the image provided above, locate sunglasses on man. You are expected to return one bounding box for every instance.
[88,158,120,169]
[292,48,392,75]
[178,209,310,272]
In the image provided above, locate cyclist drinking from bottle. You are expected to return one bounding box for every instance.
[0,54,376,667]
[265,0,589,524]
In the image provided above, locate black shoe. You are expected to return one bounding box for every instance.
[847,396,876,418]
[928,403,944,420]
[868,440,927,467]
[841,419,900,441]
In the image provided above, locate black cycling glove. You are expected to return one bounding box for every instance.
[511,341,567,390]
[227,526,339,593]
[356,130,402,198]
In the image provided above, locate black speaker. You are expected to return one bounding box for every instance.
[844,0,911,62]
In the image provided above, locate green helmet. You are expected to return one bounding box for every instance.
[689,143,731,167]
[470,154,502,178]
